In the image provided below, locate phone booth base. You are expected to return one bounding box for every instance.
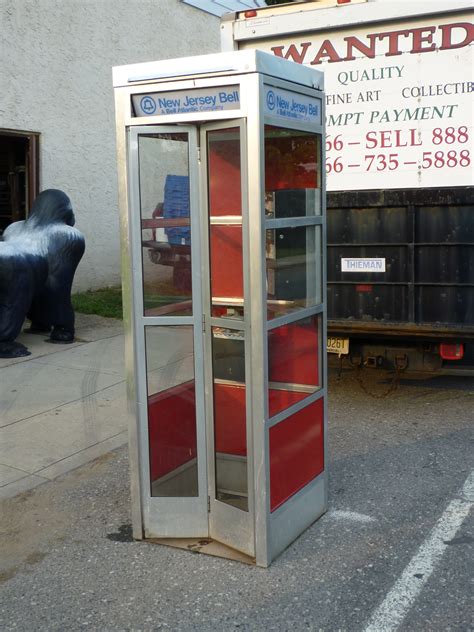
[152,537,256,566]
[114,50,327,567]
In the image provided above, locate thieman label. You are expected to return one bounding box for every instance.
[341,258,386,272]
[132,86,240,117]
[264,85,321,125]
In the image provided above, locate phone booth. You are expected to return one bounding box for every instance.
[114,50,326,567]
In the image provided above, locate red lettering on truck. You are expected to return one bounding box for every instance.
[271,22,474,65]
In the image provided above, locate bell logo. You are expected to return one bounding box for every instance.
[266,90,276,111]
[140,96,156,115]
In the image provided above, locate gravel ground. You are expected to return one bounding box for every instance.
[1,367,473,632]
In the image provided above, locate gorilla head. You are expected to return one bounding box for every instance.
[0,189,85,358]
[27,189,76,228]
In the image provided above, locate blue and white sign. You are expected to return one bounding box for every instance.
[341,258,386,273]
[133,86,240,117]
[264,85,321,125]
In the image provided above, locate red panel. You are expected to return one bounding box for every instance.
[269,388,307,418]
[208,136,241,216]
[268,318,319,386]
[148,382,197,481]
[270,398,324,512]
[210,225,243,298]
[208,131,243,299]
[214,383,247,456]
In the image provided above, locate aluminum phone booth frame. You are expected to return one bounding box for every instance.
[114,50,327,567]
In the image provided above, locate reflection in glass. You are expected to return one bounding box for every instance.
[212,326,248,511]
[266,225,322,319]
[139,134,192,316]
[207,127,244,320]
[265,189,319,219]
[145,326,198,497]
[209,224,244,320]
[268,315,321,417]
[208,128,242,217]
[264,126,321,217]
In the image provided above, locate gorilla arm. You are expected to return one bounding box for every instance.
[0,246,47,357]
[27,224,85,342]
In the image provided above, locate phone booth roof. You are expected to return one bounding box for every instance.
[113,49,324,91]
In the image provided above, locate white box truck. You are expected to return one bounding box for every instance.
[221,0,474,374]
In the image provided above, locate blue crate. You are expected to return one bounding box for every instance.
[163,175,190,245]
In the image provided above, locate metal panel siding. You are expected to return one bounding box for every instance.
[327,187,474,332]
[416,206,474,244]
[417,287,474,326]
[328,207,409,245]
[327,284,409,322]
[415,246,474,284]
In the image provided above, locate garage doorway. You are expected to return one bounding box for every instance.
[0,130,39,234]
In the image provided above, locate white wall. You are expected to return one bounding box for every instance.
[0,0,220,290]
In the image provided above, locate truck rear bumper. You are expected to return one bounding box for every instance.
[329,319,474,342]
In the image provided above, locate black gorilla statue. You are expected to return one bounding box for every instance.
[0,189,85,358]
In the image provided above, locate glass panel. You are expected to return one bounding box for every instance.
[212,326,248,511]
[145,326,198,497]
[270,398,324,512]
[268,315,321,417]
[207,127,244,319]
[264,126,321,217]
[266,225,322,319]
[209,225,244,319]
[208,127,242,218]
[139,133,192,316]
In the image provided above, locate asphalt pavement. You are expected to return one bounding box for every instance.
[1,355,473,631]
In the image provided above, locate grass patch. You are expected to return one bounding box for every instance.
[72,284,191,319]
[72,287,123,319]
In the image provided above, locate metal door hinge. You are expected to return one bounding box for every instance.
[207,496,211,512]
[197,146,201,163]
[202,314,206,333]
